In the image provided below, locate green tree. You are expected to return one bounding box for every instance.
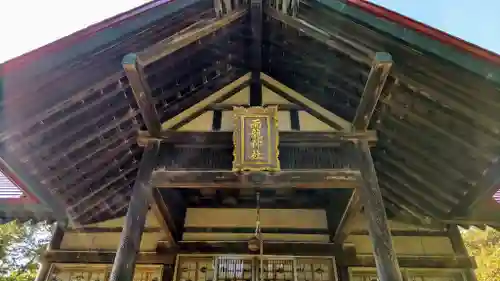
[0,221,50,281]
[462,227,500,281]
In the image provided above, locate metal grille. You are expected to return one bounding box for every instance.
[216,257,253,281]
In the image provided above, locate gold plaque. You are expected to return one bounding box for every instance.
[233,106,280,172]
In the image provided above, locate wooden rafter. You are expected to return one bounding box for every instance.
[250,0,263,106]
[352,52,393,130]
[136,9,248,66]
[122,54,162,136]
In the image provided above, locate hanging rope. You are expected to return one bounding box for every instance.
[255,191,261,236]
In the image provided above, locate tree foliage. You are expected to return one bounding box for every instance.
[462,227,500,281]
[0,221,51,281]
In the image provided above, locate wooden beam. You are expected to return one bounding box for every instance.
[137,9,247,66]
[42,250,174,265]
[109,142,159,281]
[138,131,377,147]
[208,104,302,111]
[250,0,263,106]
[123,53,162,136]
[341,254,476,269]
[352,52,393,130]
[176,241,337,256]
[353,141,403,281]
[333,190,362,245]
[152,169,360,189]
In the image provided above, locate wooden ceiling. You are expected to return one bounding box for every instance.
[0,0,499,230]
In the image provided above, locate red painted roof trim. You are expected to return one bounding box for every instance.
[4,0,173,73]
[0,162,38,205]
[348,0,500,65]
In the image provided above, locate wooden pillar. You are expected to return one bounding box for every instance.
[109,142,160,281]
[353,141,403,281]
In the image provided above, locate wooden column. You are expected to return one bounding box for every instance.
[353,141,402,281]
[109,142,160,281]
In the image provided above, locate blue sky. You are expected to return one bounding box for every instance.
[370,0,500,55]
[0,0,498,63]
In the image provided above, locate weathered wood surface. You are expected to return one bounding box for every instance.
[354,141,403,281]
[352,52,393,130]
[152,169,359,188]
[123,54,162,136]
[42,250,175,265]
[109,142,160,281]
[138,130,377,146]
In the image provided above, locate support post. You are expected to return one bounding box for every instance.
[109,142,160,281]
[353,141,402,281]
[352,52,393,131]
[250,0,263,106]
[123,54,162,136]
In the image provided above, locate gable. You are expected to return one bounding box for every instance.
[165,73,349,132]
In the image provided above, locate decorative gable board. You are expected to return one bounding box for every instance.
[168,74,342,132]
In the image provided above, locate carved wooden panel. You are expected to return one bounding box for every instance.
[232,106,280,172]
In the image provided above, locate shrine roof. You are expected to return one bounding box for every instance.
[0,0,499,229]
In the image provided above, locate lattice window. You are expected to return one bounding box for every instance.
[296,259,332,281]
[178,257,215,281]
[176,256,336,281]
[216,257,253,281]
[261,259,294,281]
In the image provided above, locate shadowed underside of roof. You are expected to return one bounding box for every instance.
[0,0,499,228]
